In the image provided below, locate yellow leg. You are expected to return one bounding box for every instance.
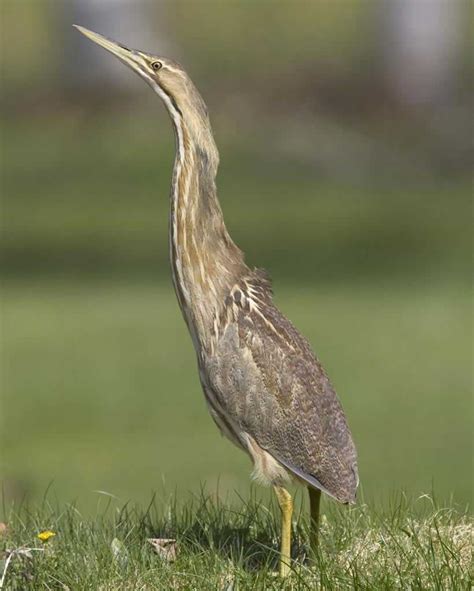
[308,487,321,559]
[273,485,293,577]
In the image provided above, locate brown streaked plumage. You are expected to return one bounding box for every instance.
[75,25,358,577]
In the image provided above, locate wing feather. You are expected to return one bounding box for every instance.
[206,271,358,503]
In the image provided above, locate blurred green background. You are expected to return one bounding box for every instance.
[1,1,472,512]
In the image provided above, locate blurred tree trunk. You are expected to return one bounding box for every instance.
[380,0,462,106]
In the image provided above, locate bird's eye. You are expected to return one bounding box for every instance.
[151,61,162,71]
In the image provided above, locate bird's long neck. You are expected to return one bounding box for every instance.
[167,107,246,351]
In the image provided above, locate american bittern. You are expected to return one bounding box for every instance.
[75,26,358,577]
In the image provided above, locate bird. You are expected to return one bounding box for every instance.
[74,25,358,577]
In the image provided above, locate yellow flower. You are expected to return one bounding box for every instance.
[37,530,56,542]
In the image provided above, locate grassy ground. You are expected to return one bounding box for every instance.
[0,493,471,590]
[2,116,471,280]
[2,114,472,507]
[1,113,472,589]
[2,279,471,510]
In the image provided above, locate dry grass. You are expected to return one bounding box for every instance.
[1,492,471,590]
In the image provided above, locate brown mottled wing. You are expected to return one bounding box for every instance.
[206,270,358,503]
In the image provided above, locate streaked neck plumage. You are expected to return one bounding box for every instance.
[157,83,246,352]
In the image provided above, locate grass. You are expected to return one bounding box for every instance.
[2,115,471,281]
[1,111,472,585]
[1,11,472,586]
[2,279,471,511]
[2,120,471,507]
[0,491,471,590]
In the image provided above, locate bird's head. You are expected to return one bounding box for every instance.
[73,25,211,140]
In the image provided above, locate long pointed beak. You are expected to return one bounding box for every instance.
[73,25,142,71]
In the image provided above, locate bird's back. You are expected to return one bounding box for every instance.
[203,269,358,503]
